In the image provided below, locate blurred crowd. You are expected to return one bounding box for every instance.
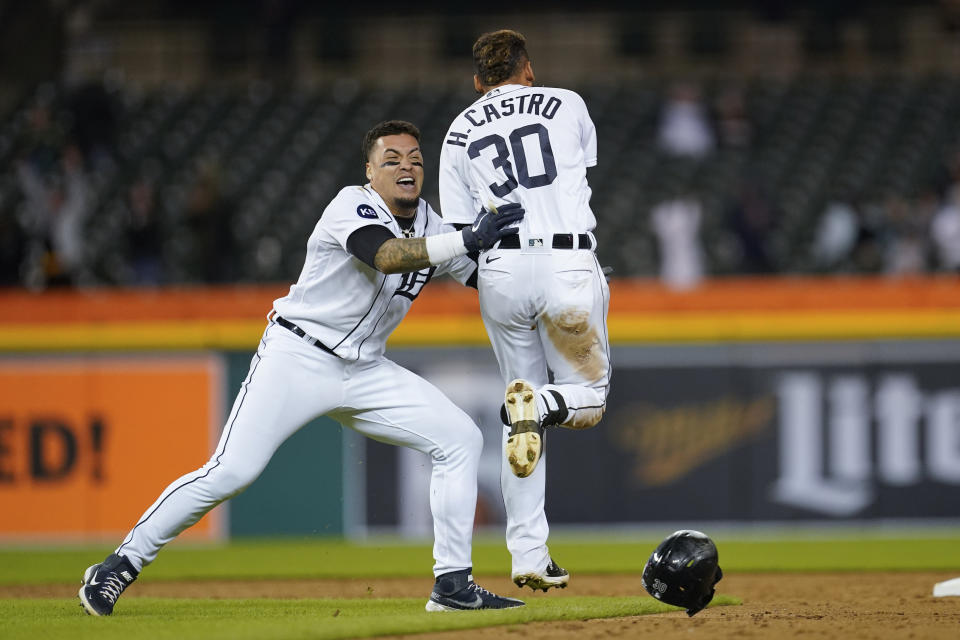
[3,84,102,289]
[3,1,960,290]
[1,82,236,289]
[2,76,960,290]
[649,81,960,290]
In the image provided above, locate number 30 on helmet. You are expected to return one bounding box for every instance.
[641,529,723,617]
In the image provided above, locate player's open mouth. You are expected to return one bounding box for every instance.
[397,177,415,185]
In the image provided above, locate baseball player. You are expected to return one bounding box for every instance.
[78,120,526,616]
[439,30,611,592]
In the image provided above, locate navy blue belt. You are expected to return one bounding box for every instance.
[497,233,593,250]
[275,315,340,358]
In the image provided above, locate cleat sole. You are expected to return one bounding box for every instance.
[504,380,542,477]
[78,587,103,616]
[512,572,570,592]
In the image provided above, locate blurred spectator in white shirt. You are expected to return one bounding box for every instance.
[658,82,715,158]
[931,194,960,272]
[812,199,859,270]
[931,147,960,272]
[651,196,705,290]
[16,144,90,288]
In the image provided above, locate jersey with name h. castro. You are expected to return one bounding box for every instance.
[273,185,475,362]
[439,84,597,236]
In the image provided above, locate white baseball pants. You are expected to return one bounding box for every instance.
[116,320,482,576]
[478,241,611,577]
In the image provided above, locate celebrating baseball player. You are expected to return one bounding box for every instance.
[78,120,527,615]
[439,30,611,591]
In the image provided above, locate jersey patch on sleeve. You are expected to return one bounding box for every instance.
[356,204,378,219]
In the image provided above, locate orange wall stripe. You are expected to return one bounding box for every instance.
[1,277,958,350]
[2,276,959,325]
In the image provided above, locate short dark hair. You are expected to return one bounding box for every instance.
[473,29,528,88]
[362,120,421,164]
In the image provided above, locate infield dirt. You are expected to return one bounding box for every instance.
[8,571,959,639]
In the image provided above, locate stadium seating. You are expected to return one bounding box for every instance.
[2,73,960,285]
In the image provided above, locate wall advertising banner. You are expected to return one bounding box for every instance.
[361,342,960,532]
[0,356,225,540]
[550,357,960,523]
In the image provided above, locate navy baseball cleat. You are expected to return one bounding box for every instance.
[425,568,525,611]
[78,553,139,616]
[513,557,570,592]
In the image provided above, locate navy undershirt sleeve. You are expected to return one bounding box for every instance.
[346,225,396,269]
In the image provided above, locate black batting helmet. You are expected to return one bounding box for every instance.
[641,529,723,617]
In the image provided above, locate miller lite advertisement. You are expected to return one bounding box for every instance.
[545,346,960,523]
[374,342,960,531]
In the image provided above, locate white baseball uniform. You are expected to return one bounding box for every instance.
[116,185,481,577]
[439,84,611,577]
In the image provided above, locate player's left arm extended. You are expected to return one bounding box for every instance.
[347,230,472,275]
[345,225,431,274]
[346,228,469,275]
[374,237,433,274]
[365,205,524,274]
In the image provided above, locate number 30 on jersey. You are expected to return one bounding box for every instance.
[465,124,558,197]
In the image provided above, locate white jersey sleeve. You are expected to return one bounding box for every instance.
[273,186,453,361]
[438,128,480,225]
[321,185,396,249]
[574,91,598,168]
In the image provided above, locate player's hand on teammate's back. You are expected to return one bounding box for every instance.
[461,203,525,252]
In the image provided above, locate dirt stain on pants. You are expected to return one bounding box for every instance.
[542,308,606,429]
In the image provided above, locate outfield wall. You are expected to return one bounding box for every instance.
[377,341,960,536]
[0,276,958,540]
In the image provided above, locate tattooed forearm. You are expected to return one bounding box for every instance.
[374,238,434,274]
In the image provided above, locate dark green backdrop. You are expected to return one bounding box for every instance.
[224,352,344,536]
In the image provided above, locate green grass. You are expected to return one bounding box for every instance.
[2,595,741,640]
[3,533,958,639]
[3,535,960,585]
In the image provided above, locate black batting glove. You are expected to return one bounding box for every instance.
[461,203,525,253]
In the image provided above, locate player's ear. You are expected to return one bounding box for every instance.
[473,75,483,93]
[365,162,372,181]
[523,60,535,85]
